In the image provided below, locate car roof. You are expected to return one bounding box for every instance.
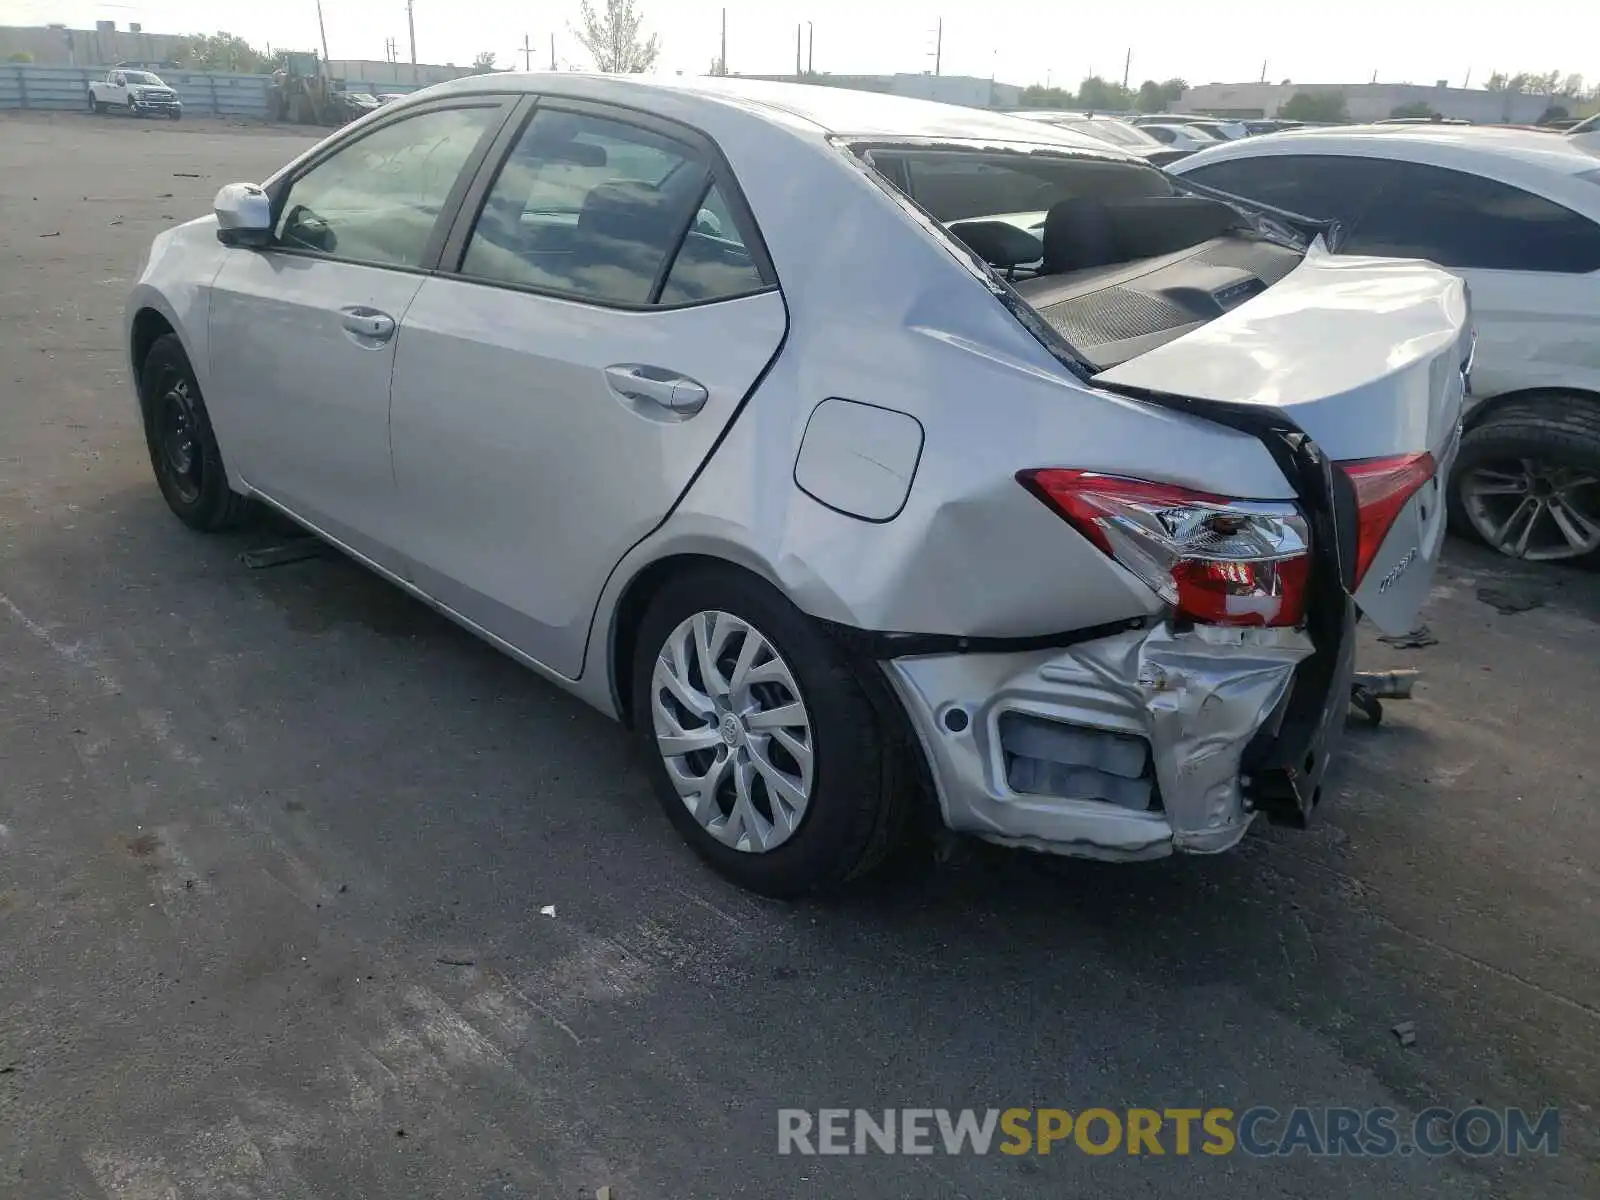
[1184,123,1600,176]
[427,73,1121,157]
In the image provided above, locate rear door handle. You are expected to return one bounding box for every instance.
[340,306,396,343]
[604,364,709,415]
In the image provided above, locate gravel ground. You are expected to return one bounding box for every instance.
[0,111,1596,1199]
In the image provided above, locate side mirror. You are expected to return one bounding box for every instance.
[214,182,273,248]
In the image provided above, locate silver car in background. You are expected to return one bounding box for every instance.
[126,76,1470,895]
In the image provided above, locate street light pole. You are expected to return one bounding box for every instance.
[406,0,418,82]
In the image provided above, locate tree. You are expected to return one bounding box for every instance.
[1278,90,1349,122]
[170,31,276,73]
[1076,75,1131,112]
[1537,104,1570,125]
[573,0,659,74]
[1133,77,1187,113]
[1019,84,1074,108]
[471,50,498,72]
[1389,100,1439,119]
[6,50,32,62]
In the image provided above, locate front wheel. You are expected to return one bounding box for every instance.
[1449,396,1600,565]
[138,334,254,531]
[631,568,911,897]
[168,110,182,121]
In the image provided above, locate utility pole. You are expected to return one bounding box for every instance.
[315,0,330,63]
[1371,68,1378,84]
[406,0,418,82]
[549,32,556,71]
[1122,47,1131,91]
[807,22,814,74]
[1463,67,1472,88]
[795,24,802,78]
[933,18,942,77]
[720,8,727,75]
[1259,59,1267,83]
[521,34,533,71]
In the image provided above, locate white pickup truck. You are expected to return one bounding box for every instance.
[87,68,183,119]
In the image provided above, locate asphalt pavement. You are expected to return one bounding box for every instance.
[0,110,1596,1199]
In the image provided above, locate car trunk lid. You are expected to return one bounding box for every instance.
[1095,245,1472,635]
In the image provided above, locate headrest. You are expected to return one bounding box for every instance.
[577,180,671,242]
[1042,197,1116,273]
[948,220,1044,269]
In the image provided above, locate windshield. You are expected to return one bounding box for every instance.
[125,71,164,85]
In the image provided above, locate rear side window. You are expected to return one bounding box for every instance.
[1346,161,1600,273]
[657,183,768,304]
[1180,153,1390,222]
[459,109,770,306]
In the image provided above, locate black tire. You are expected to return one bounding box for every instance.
[630,566,912,897]
[1448,394,1600,565]
[93,100,107,114]
[138,333,255,532]
[168,110,182,121]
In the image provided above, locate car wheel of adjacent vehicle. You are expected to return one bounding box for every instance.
[631,567,911,897]
[1449,395,1600,565]
[139,333,254,532]
[168,110,181,121]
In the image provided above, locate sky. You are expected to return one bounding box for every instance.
[2,0,1595,90]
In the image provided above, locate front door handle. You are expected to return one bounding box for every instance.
[604,364,709,416]
[340,306,396,343]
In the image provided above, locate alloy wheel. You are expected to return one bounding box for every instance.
[649,610,814,854]
[1461,457,1600,561]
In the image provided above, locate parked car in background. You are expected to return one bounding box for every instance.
[126,77,1468,894]
[87,67,182,119]
[1242,119,1306,135]
[1008,109,1193,165]
[1135,122,1222,153]
[1173,125,1600,564]
[377,93,409,106]
[1132,114,1248,140]
[1568,113,1600,152]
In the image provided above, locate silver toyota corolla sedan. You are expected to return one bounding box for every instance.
[126,75,1471,895]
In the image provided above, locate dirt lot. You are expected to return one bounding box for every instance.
[1,110,1597,1199]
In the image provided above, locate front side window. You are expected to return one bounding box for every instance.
[273,105,500,268]
[1346,161,1600,272]
[461,107,768,306]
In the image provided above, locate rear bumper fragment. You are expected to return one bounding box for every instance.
[884,622,1317,860]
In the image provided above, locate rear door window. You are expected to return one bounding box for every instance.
[1345,161,1600,272]
[1180,153,1391,223]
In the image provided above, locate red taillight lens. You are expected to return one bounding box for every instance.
[1020,469,1311,628]
[1337,453,1435,587]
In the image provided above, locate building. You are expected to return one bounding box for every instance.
[1179,81,1554,124]
[738,73,1024,110]
[0,22,185,66]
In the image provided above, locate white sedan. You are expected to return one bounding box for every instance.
[126,77,1468,894]
[1172,125,1600,563]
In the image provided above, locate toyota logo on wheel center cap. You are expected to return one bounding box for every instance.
[719,712,743,746]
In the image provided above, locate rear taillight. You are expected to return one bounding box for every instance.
[1020,469,1311,628]
[1337,453,1435,587]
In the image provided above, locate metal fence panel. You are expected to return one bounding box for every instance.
[1,65,272,119]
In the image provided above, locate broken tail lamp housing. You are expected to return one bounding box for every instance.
[1020,469,1311,628]
[1337,452,1436,588]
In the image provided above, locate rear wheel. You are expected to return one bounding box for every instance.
[1449,396,1600,565]
[139,334,254,531]
[631,567,911,897]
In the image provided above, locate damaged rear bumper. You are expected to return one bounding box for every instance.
[884,618,1351,860]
